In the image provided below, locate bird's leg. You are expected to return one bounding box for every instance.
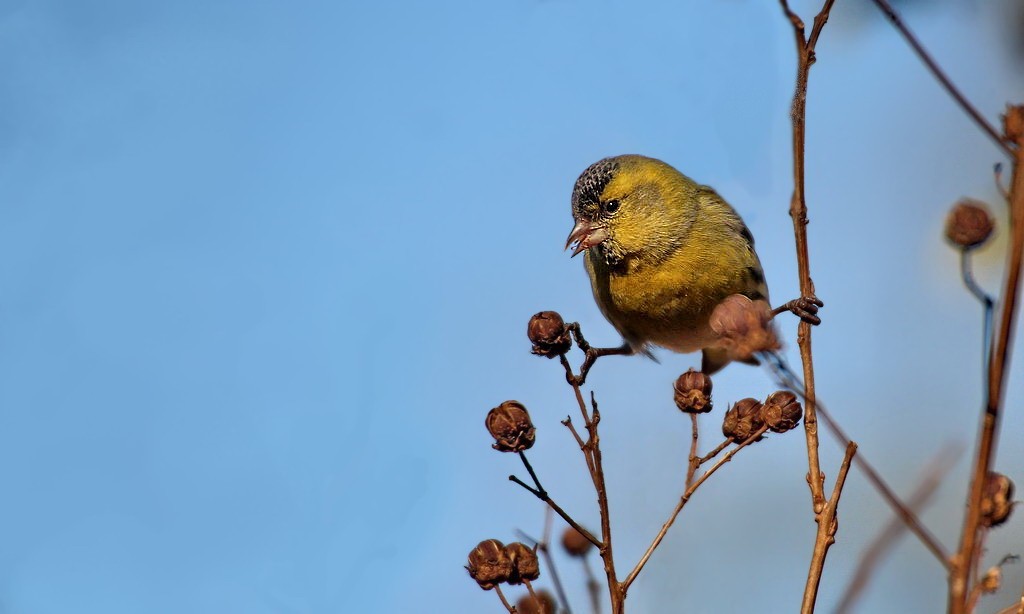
[573,344,634,386]
[565,322,633,385]
[771,295,824,325]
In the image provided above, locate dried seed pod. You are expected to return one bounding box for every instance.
[505,542,540,584]
[980,566,1002,594]
[528,311,572,358]
[561,526,593,558]
[980,472,1014,527]
[466,539,513,590]
[709,295,780,361]
[944,199,994,249]
[486,401,536,452]
[516,590,557,614]
[674,369,713,414]
[722,398,765,443]
[762,391,802,433]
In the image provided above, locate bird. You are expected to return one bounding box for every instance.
[564,154,818,376]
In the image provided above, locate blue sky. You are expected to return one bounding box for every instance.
[1,0,1022,612]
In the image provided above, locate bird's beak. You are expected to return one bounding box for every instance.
[564,220,609,258]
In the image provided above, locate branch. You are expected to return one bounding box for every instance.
[509,475,602,550]
[622,426,768,592]
[801,441,858,613]
[777,0,837,515]
[685,414,700,488]
[950,105,1024,613]
[494,585,516,613]
[560,351,624,614]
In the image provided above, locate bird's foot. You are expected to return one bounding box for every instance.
[772,295,824,326]
[566,341,634,386]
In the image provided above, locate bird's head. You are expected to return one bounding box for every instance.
[565,155,697,268]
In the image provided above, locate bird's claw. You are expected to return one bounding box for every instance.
[564,344,633,387]
[773,295,824,326]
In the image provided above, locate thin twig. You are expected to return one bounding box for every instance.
[801,441,858,614]
[509,475,603,549]
[560,355,601,487]
[835,443,962,614]
[867,0,1013,158]
[961,249,997,309]
[523,578,540,604]
[698,439,732,465]
[961,248,996,372]
[994,599,1024,614]
[778,0,836,515]
[685,414,700,488]
[561,352,624,614]
[622,425,768,592]
[950,106,1024,613]
[519,452,546,495]
[494,585,516,613]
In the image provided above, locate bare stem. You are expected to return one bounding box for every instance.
[622,426,768,592]
[698,439,732,465]
[685,414,700,488]
[960,248,996,371]
[801,441,858,613]
[778,0,836,516]
[509,475,602,549]
[519,451,547,496]
[523,578,540,603]
[950,106,1024,614]
[560,348,624,614]
[494,585,516,613]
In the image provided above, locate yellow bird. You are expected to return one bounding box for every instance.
[565,154,818,375]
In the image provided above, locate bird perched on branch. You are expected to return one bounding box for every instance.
[565,154,820,376]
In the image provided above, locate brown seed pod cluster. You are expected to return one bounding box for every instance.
[486,400,536,452]
[979,566,1002,594]
[722,398,765,443]
[466,539,513,590]
[944,199,994,249]
[561,526,593,558]
[674,369,713,414]
[709,294,781,361]
[528,311,572,358]
[761,391,803,433]
[721,391,804,443]
[980,472,1014,527]
[505,542,540,585]
[466,539,542,591]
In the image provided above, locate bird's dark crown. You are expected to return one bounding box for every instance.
[571,157,620,219]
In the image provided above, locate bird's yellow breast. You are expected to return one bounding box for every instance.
[585,217,762,353]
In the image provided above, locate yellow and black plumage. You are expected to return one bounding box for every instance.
[565,154,771,374]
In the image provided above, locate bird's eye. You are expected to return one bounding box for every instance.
[604,199,620,214]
